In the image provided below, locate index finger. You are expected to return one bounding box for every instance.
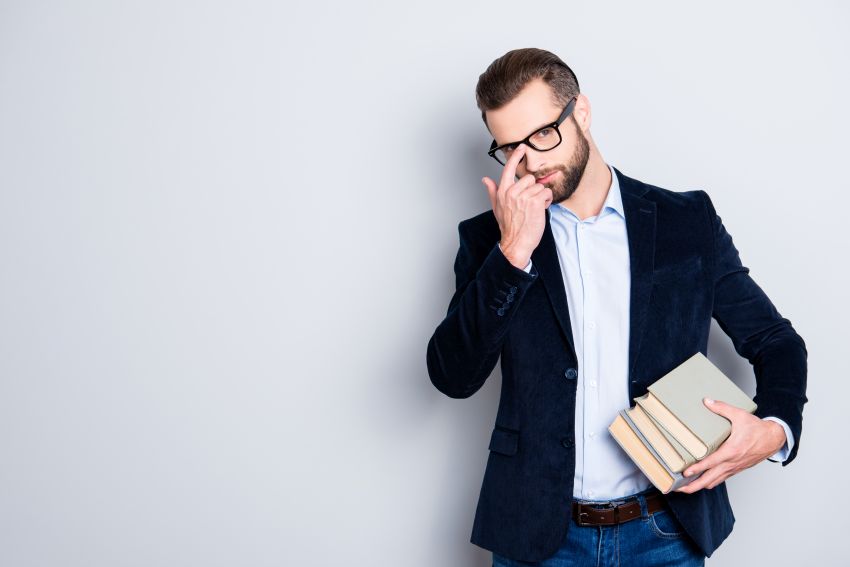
[499,143,527,189]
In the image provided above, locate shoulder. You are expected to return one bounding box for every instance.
[459,208,497,230]
[457,208,500,245]
[615,166,713,224]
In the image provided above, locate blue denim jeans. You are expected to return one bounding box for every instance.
[492,487,705,566]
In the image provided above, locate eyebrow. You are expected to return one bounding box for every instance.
[497,119,557,147]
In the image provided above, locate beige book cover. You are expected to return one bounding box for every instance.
[629,402,696,473]
[608,411,702,494]
[644,405,697,469]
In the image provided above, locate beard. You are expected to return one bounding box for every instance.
[539,117,590,204]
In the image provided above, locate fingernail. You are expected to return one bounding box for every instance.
[705,398,714,405]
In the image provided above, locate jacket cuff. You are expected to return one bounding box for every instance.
[763,416,794,463]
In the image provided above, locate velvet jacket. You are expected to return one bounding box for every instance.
[425,165,808,562]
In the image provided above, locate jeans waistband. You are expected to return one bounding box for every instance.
[573,485,660,507]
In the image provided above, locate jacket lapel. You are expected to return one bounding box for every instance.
[531,208,576,355]
[616,167,657,388]
[530,166,656,388]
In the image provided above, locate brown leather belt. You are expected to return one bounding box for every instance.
[572,488,668,526]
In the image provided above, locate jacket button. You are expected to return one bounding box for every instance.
[565,367,577,379]
[509,286,517,294]
[496,307,505,316]
[561,437,574,448]
[506,293,515,302]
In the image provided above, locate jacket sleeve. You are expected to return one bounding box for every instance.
[700,190,808,466]
[426,220,540,399]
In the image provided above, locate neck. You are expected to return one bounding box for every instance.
[560,147,611,221]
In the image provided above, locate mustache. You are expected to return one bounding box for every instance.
[535,167,565,179]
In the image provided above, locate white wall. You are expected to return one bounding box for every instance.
[0,1,845,565]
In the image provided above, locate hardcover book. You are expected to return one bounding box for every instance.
[608,409,703,493]
[634,352,757,459]
[628,402,696,473]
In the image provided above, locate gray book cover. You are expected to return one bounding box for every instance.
[645,352,757,455]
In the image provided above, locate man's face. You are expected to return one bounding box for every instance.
[486,78,590,204]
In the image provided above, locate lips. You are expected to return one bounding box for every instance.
[536,172,556,183]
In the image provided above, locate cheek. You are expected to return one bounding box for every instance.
[552,147,573,168]
[566,137,583,157]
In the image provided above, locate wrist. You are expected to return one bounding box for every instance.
[764,419,786,452]
[499,241,530,270]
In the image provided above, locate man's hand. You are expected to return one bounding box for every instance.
[674,398,787,493]
[482,144,552,270]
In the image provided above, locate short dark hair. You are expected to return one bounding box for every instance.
[475,48,580,131]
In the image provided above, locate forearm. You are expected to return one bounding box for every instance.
[426,241,538,398]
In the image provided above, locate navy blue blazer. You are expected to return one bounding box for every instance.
[426,166,808,562]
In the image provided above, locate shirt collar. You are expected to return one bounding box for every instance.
[604,163,625,219]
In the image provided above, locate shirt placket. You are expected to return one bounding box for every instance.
[577,218,599,499]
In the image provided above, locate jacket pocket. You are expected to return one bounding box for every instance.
[488,427,519,456]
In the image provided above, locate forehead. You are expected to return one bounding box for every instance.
[487,78,562,144]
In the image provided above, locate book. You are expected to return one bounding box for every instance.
[634,352,757,459]
[608,409,703,494]
[628,401,696,473]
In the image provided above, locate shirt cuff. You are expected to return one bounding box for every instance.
[497,242,533,273]
[762,416,794,464]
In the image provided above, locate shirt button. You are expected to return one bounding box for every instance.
[589,380,597,388]
[587,490,594,497]
[588,321,596,330]
[589,432,595,439]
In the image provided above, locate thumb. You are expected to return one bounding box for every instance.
[482,177,497,210]
[703,397,736,417]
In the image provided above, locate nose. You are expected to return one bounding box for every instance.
[522,146,547,177]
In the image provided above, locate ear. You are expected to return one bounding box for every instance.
[575,93,591,133]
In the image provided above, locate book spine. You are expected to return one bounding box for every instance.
[667,469,704,493]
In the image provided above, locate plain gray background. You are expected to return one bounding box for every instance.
[0,1,846,565]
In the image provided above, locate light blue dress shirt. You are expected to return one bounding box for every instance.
[499,163,792,500]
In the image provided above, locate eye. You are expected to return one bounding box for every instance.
[535,128,551,137]
[505,143,518,151]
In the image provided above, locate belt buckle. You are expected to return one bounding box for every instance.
[576,503,620,526]
[576,504,593,526]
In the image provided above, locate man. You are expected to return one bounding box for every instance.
[425,48,807,565]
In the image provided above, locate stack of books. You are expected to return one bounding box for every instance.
[607,352,757,493]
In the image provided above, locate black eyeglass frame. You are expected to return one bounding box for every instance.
[487,96,578,166]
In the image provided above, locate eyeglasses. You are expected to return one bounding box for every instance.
[487,96,578,166]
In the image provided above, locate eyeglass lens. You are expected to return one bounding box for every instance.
[495,126,561,164]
